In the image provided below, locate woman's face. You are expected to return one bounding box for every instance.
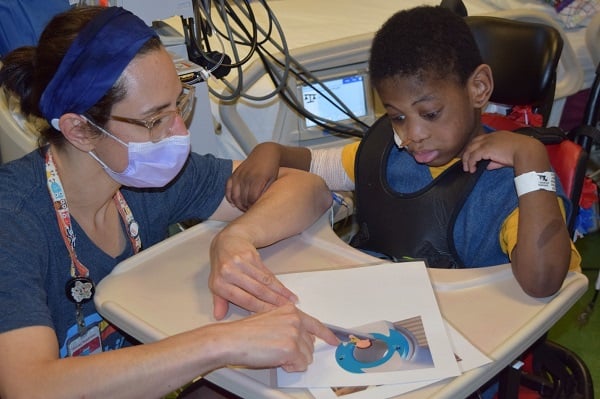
[91,47,188,173]
[376,74,483,167]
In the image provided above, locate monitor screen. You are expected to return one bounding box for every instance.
[296,69,374,141]
[300,74,368,128]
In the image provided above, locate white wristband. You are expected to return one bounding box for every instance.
[514,171,556,197]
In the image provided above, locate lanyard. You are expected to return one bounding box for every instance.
[45,149,142,323]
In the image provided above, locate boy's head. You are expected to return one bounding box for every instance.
[368,6,494,166]
[369,6,483,89]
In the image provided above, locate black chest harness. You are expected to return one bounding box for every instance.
[350,117,488,268]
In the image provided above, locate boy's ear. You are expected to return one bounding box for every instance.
[58,113,97,152]
[468,64,494,109]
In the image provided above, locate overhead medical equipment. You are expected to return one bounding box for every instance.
[184,0,381,159]
[215,33,379,159]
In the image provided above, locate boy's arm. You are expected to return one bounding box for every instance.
[462,131,571,297]
[226,143,312,211]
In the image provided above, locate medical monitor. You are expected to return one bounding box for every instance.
[296,66,375,142]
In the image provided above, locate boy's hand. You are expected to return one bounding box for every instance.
[461,130,548,173]
[226,143,282,211]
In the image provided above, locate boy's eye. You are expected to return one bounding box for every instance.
[389,114,406,122]
[422,110,440,120]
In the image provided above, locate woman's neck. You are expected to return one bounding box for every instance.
[49,143,127,257]
[50,143,119,212]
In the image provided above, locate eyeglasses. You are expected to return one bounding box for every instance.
[109,83,195,142]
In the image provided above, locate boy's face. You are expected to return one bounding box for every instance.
[377,74,484,167]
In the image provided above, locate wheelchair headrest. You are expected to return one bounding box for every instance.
[466,16,563,109]
[439,0,468,17]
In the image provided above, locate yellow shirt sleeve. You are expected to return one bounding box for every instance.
[341,141,361,183]
[499,200,582,272]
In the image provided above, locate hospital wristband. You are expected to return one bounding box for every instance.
[514,171,556,197]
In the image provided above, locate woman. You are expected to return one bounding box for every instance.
[0,6,337,398]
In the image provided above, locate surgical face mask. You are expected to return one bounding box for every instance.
[86,119,191,188]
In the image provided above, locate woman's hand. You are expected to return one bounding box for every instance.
[218,303,339,372]
[209,228,298,320]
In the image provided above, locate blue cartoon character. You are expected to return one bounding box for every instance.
[330,319,437,374]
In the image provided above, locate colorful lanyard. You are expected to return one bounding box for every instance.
[45,149,142,330]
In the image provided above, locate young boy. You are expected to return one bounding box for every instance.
[227,5,581,298]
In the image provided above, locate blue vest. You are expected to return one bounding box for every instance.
[352,117,570,268]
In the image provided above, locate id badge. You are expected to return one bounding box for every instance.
[67,324,103,357]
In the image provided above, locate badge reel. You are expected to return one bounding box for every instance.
[65,276,102,357]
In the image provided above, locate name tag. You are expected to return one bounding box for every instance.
[67,324,102,357]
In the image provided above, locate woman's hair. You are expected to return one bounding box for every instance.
[0,6,161,147]
[369,6,483,89]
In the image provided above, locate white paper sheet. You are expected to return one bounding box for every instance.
[308,321,492,399]
[276,262,461,388]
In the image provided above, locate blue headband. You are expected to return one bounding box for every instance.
[39,7,158,129]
